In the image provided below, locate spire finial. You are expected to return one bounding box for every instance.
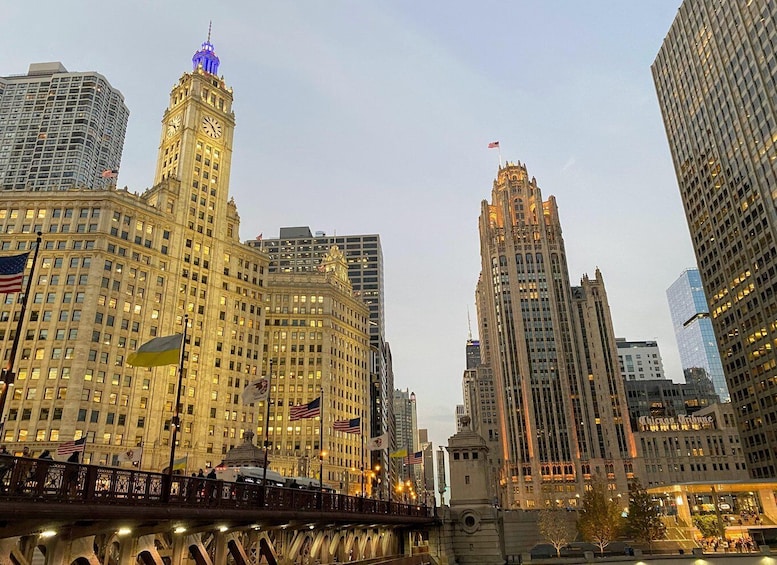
[192,22,220,75]
[467,306,473,341]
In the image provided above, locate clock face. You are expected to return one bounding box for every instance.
[166,114,182,138]
[202,115,222,139]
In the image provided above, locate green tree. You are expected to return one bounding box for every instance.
[624,479,666,553]
[538,509,578,557]
[693,515,725,539]
[577,476,624,556]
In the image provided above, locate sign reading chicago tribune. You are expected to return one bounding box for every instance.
[638,414,715,432]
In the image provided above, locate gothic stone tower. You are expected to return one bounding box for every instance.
[476,162,636,509]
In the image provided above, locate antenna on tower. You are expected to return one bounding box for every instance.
[207,21,212,43]
[467,306,473,342]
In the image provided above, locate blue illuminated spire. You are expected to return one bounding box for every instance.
[192,22,220,75]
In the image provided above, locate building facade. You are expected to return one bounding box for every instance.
[476,161,635,509]
[0,36,271,473]
[261,245,370,491]
[667,269,729,401]
[635,403,748,488]
[653,0,777,477]
[0,62,128,191]
[616,338,667,381]
[250,227,394,473]
[624,377,720,431]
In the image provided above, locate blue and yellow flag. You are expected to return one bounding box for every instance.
[127,334,182,367]
[172,455,188,472]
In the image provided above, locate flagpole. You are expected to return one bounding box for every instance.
[318,385,324,494]
[0,232,41,427]
[261,359,273,494]
[360,416,365,498]
[166,314,188,494]
[498,145,503,168]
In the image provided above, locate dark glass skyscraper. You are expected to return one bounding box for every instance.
[654,0,777,477]
[667,269,729,401]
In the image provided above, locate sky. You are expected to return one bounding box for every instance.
[2,1,693,455]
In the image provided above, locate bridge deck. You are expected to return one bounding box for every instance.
[0,455,436,537]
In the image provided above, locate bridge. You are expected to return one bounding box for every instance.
[0,455,439,565]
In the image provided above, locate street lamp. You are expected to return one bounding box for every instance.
[373,464,382,500]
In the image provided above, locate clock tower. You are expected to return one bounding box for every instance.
[154,28,235,206]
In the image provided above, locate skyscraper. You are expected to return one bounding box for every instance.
[476,162,635,508]
[0,62,128,191]
[250,227,394,472]
[667,269,729,401]
[262,245,370,490]
[653,0,777,477]
[0,34,269,472]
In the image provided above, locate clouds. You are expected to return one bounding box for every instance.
[1,0,689,455]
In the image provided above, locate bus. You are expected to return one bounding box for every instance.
[284,476,336,493]
[214,465,285,486]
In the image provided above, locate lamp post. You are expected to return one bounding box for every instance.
[261,359,274,495]
[165,314,189,500]
[0,233,42,426]
[374,464,381,500]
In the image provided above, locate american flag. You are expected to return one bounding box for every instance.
[101,168,119,179]
[289,397,321,421]
[56,437,87,456]
[333,417,360,434]
[488,141,500,149]
[405,451,423,465]
[0,253,28,294]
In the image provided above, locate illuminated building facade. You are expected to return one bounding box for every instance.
[250,227,394,473]
[261,245,370,491]
[0,62,128,191]
[653,0,777,477]
[0,35,269,472]
[635,403,748,487]
[476,162,635,508]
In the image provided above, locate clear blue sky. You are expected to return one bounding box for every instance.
[3,1,690,453]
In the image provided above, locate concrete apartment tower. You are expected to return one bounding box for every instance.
[653,0,777,477]
[667,269,729,401]
[616,338,667,381]
[0,63,128,191]
[476,162,636,508]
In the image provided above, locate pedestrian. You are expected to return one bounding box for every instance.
[33,452,53,493]
[197,469,205,478]
[207,468,217,480]
[0,445,8,455]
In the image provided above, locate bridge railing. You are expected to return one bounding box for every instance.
[0,455,433,518]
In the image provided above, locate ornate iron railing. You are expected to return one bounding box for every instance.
[0,455,433,519]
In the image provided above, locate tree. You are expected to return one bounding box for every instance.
[577,476,624,556]
[624,479,666,553]
[694,515,724,539]
[538,509,578,557]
